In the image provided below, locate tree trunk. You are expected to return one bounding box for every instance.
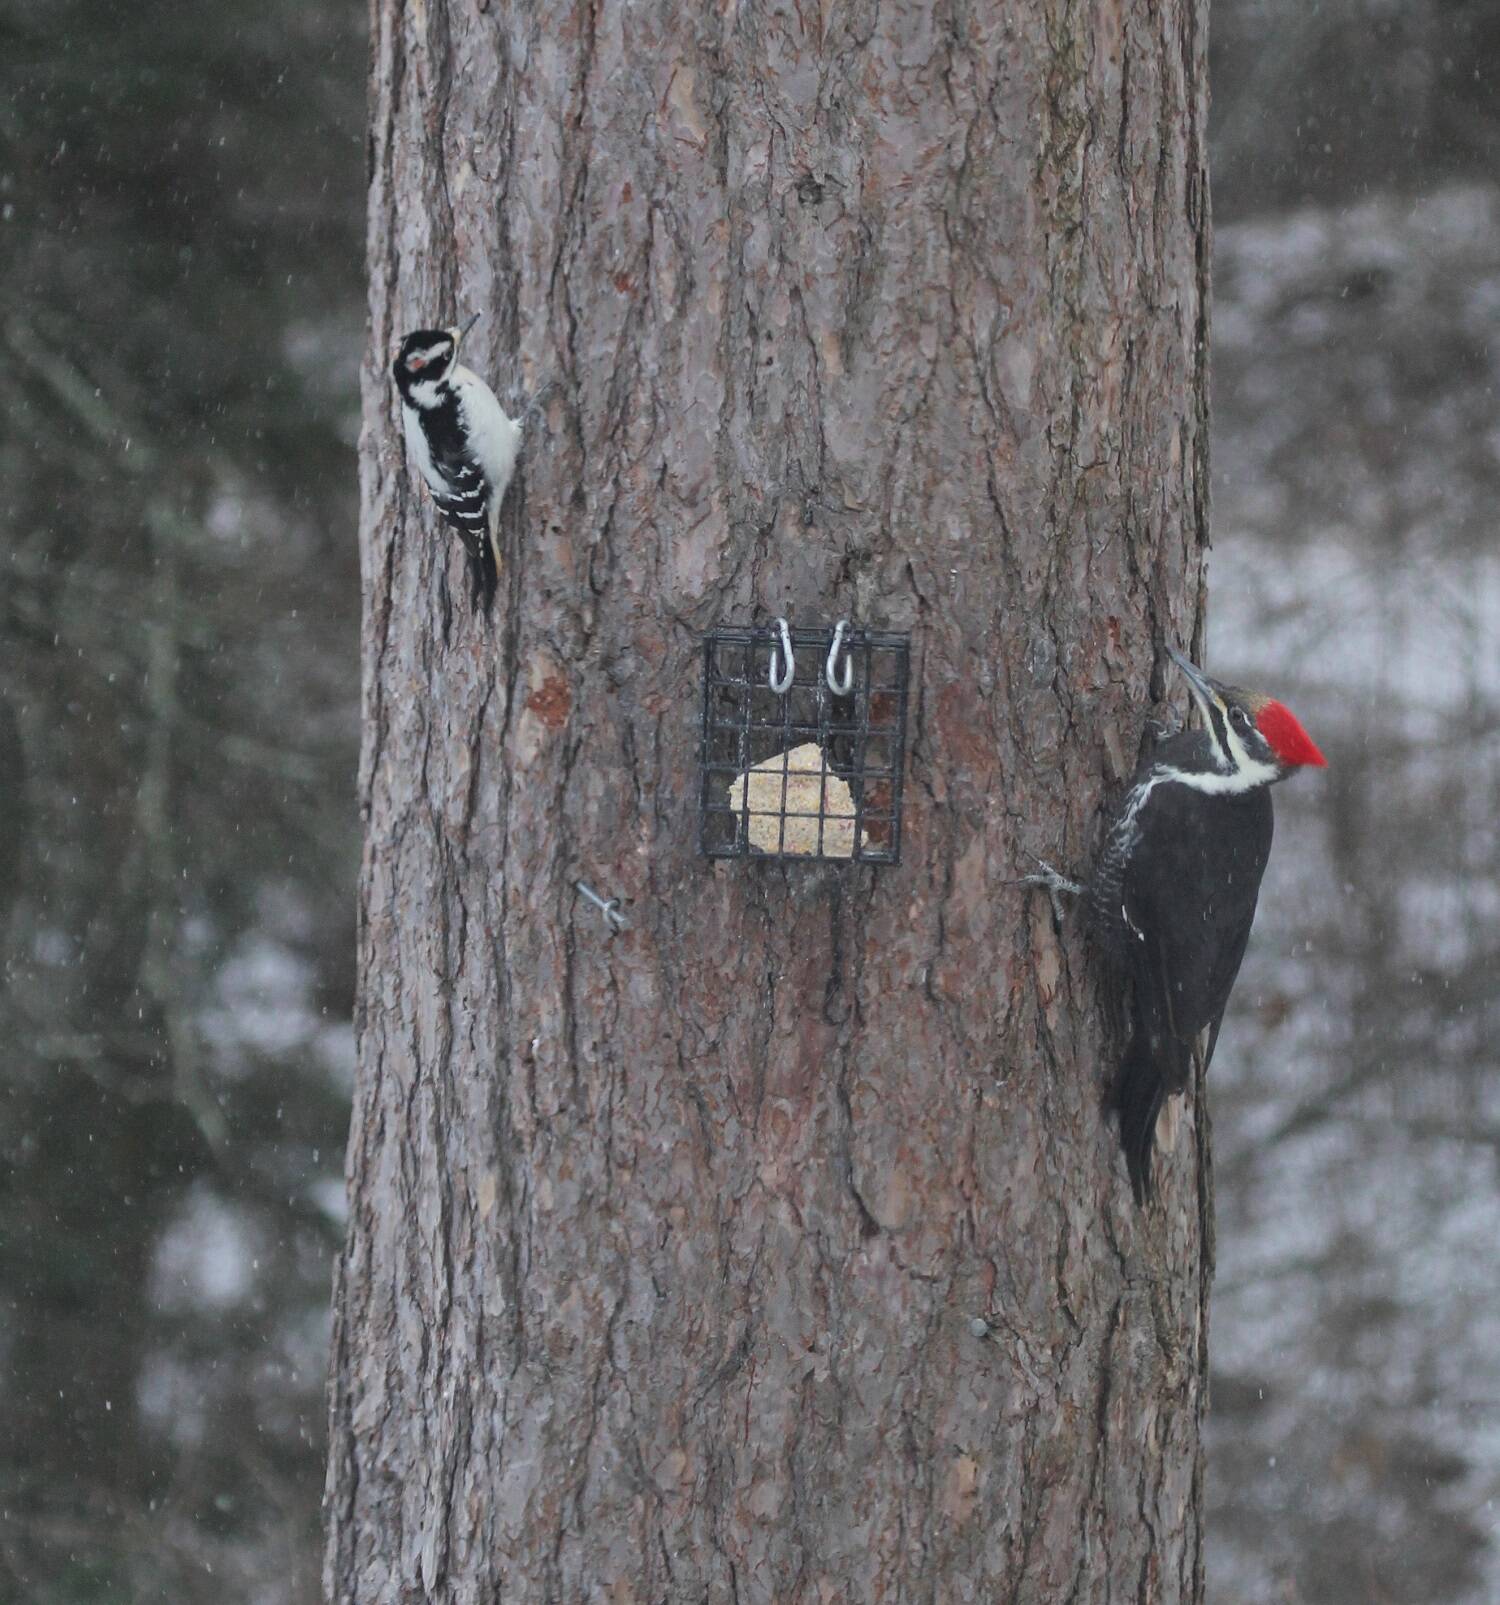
[327,2,1212,1600]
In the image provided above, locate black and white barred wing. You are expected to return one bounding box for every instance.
[427,458,491,568]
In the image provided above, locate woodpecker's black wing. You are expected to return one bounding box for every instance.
[428,461,489,556]
[1196,800,1272,1075]
[1120,782,1273,1043]
[1112,778,1273,1198]
[408,389,500,611]
[1200,894,1261,1073]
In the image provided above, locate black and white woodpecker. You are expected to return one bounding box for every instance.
[1025,646,1327,1202]
[392,312,521,613]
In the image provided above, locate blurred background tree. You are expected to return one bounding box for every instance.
[1206,5,1500,1599]
[1,1,1498,1601]
[1,2,361,1598]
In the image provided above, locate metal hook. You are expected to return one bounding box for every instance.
[825,619,854,695]
[575,881,629,933]
[768,616,795,694]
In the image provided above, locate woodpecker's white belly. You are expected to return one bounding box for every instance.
[451,365,521,526]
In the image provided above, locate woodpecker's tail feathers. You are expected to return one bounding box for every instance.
[469,535,500,616]
[1114,1029,1168,1204]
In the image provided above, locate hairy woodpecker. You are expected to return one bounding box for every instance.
[392,312,521,613]
[1026,646,1326,1202]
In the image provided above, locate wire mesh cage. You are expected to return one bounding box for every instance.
[699,622,911,864]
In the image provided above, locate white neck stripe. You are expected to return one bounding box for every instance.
[1178,679,1280,793]
[1154,758,1278,795]
[406,377,446,409]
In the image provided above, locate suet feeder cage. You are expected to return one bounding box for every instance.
[698,621,911,864]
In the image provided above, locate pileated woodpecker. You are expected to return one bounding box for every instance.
[1026,646,1326,1201]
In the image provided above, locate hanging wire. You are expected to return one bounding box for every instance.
[825,618,854,695]
[768,616,795,694]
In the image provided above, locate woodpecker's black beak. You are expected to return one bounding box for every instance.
[1166,644,1226,721]
[451,311,482,346]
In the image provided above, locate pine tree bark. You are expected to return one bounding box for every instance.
[327,3,1212,1601]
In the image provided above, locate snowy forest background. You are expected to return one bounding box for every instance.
[3,1,1499,1599]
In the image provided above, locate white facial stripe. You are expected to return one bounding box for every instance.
[1157,756,1279,795]
[1183,678,1274,785]
[408,342,451,369]
[1222,714,1258,778]
[1182,682,1223,757]
[1157,683,1281,796]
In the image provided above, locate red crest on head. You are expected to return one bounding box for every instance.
[1256,700,1326,768]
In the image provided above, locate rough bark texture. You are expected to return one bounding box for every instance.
[327,1,1212,1600]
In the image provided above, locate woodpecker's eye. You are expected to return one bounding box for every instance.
[1229,706,1252,733]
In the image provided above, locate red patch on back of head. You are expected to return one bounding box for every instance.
[1256,700,1326,768]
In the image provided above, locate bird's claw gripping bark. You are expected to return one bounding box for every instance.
[1143,712,1183,749]
[1012,852,1084,928]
